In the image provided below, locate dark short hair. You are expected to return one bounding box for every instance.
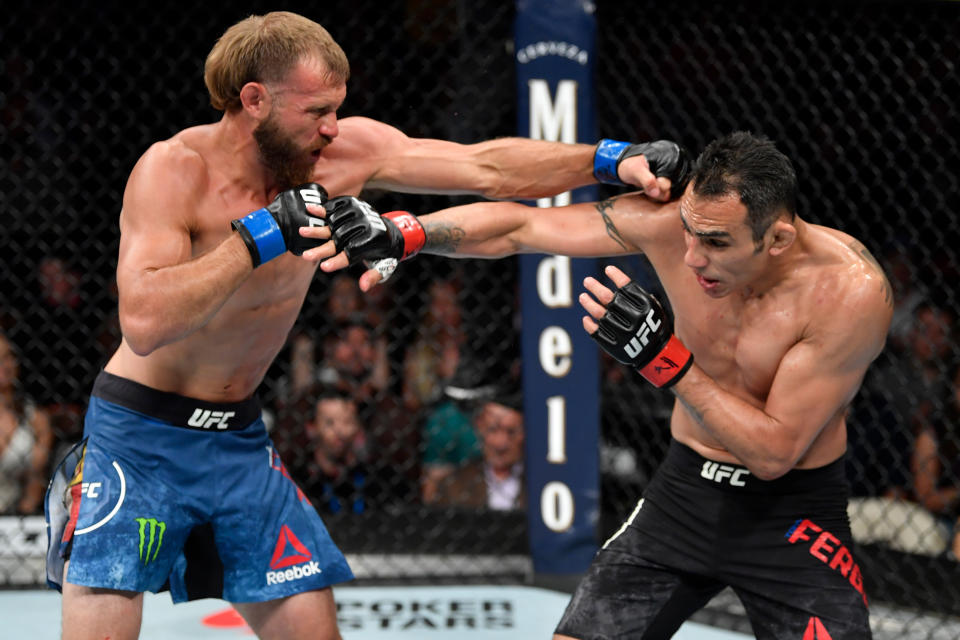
[307,383,355,408]
[690,131,797,248]
[473,378,523,415]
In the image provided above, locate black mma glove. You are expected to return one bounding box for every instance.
[593,139,692,199]
[590,280,693,388]
[326,195,426,265]
[231,183,328,267]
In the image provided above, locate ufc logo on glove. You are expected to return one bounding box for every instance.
[623,309,661,359]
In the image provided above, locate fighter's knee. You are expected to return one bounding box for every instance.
[61,581,144,640]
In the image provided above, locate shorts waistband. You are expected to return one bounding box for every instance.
[665,438,847,494]
[91,371,261,431]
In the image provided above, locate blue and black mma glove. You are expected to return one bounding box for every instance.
[231,183,328,267]
[590,279,694,388]
[593,139,693,199]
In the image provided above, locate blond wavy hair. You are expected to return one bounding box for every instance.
[204,11,350,112]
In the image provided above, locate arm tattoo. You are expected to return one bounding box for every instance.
[594,197,629,251]
[675,393,706,425]
[848,240,894,308]
[423,222,466,254]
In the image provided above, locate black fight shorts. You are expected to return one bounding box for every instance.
[555,439,871,640]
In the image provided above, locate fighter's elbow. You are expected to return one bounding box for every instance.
[748,444,804,481]
[750,462,791,482]
[119,311,163,356]
[122,331,160,357]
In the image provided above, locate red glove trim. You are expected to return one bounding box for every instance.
[383,211,426,260]
[638,335,693,388]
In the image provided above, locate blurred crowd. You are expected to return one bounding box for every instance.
[0,259,527,525]
[1,247,958,563]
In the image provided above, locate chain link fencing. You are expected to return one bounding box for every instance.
[1,0,958,636]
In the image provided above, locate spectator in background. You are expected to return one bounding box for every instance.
[881,245,926,353]
[849,302,959,556]
[402,277,464,412]
[431,388,525,511]
[0,331,53,515]
[327,273,364,325]
[24,256,97,447]
[400,277,484,502]
[270,272,402,476]
[290,385,413,514]
[92,280,122,371]
[271,310,413,489]
[316,316,417,492]
[908,318,960,559]
[420,399,482,503]
[275,274,390,407]
[318,315,391,406]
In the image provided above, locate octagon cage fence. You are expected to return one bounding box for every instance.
[1,1,958,637]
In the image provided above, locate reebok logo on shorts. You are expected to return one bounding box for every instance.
[266,560,322,584]
[802,616,834,639]
[265,524,321,584]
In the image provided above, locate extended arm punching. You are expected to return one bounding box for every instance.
[310,139,692,285]
[593,139,691,199]
[350,117,689,201]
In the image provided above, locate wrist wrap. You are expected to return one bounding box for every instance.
[637,335,694,388]
[594,138,631,185]
[232,208,286,267]
[383,211,426,260]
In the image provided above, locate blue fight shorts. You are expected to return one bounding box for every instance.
[45,371,354,603]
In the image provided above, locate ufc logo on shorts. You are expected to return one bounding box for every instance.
[624,308,660,358]
[81,481,102,498]
[187,409,236,430]
[700,461,750,486]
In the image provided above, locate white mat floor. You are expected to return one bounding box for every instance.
[1,584,749,639]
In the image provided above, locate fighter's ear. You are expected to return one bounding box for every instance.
[239,81,272,119]
[767,219,796,256]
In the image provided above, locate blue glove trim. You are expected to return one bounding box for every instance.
[594,139,630,185]
[237,208,286,264]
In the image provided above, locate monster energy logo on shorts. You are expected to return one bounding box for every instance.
[135,517,166,564]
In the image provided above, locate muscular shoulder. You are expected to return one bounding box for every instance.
[801,228,893,359]
[128,133,210,201]
[334,117,408,156]
[818,227,891,306]
[312,117,411,194]
[121,132,212,230]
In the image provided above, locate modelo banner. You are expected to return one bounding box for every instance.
[515,0,599,574]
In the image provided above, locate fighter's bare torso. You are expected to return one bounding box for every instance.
[636,204,890,470]
[104,117,383,402]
